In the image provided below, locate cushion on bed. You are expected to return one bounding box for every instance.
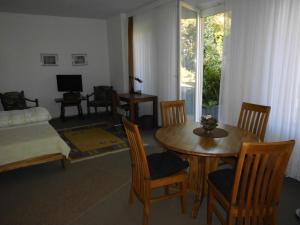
[0,107,52,128]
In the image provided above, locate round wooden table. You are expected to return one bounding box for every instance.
[155,121,259,218]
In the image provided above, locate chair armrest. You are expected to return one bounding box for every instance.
[25,98,39,107]
[86,93,94,99]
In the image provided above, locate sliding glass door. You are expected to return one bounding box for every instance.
[179,3,200,121]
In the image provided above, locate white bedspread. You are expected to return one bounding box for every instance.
[0,122,70,166]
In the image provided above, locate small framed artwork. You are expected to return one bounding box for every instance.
[72,54,88,66]
[40,54,58,66]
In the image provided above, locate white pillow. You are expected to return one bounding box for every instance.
[0,107,52,128]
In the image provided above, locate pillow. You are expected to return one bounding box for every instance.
[147,151,189,180]
[0,107,52,128]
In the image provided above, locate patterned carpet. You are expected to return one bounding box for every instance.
[59,123,129,162]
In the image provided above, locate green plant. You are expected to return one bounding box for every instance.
[203,13,224,109]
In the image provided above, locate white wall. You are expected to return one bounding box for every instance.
[0,12,110,117]
[107,14,128,93]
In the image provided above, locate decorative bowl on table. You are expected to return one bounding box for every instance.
[200,115,218,133]
[193,115,228,138]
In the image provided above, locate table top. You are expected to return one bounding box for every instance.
[155,121,259,157]
[118,93,157,100]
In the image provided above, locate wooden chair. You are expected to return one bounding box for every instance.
[207,140,295,225]
[60,92,83,120]
[237,102,271,142]
[160,100,186,127]
[123,118,188,225]
[86,86,114,115]
[0,91,39,111]
[223,102,271,167]
[112,90,130,117]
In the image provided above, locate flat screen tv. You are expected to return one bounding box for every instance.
[56,75,83,92]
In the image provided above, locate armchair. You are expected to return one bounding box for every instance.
[112,90,130,117]
[0,91,39,111]
[86,86,113,115]
[60,92,83,120]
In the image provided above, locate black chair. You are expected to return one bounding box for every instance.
[60,92,83,120]
[0,91,39,111]
[86,86,114,115]
[112,90,130,117]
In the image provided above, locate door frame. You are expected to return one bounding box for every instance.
[178,1,203,121]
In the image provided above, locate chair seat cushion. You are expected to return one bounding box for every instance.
[208,169,235,201]
[147,151,189,180]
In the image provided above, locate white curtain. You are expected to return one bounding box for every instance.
[133,0,178,121]
[219,0,300,180]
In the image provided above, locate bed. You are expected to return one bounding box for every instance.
[0,107,70,172]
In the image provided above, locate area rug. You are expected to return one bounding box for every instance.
[59,123,129,163]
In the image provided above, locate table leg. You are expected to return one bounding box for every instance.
[153,96,158,128]
[188,156,220,218]
[129,99,135,123]
[191,156,206,218]
[134,103,139,121]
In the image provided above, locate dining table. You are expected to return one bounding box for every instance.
[155,121,259,218]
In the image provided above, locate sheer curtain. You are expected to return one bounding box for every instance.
[133,0,178,120]
[219,0,300,180]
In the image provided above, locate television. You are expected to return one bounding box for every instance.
[56,75,83,92]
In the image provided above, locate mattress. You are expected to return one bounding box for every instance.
[0,122,70,166]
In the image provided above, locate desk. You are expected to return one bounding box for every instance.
[155,121,259,218]
[118,93,158,128]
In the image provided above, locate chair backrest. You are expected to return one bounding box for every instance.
[231,140,295,220]
[63,92,81,104]
[0,91,26,111]
[112,90,120,106]
[237,102,271,141]
[123,118,150,200]
[94,86,113,102]
[160,100,187,127]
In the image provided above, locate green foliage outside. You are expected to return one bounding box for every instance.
[203,13,224,108]
[180,18,197,84]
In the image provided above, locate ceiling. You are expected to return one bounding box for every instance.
[0,0,158,19]
[0,0,220,19]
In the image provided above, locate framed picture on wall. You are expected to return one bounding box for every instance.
[40,54,58,66]
[72,54,88,66]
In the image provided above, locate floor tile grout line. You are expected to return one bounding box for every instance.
[68,180,131,225]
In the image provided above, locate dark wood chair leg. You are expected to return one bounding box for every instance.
[207,189,214,225]
[180,182,187,214]
[61,158,66,169]
[143,201,150,225]
[87,101,90,116]
[78,104,83,119]
[60,104,65,121]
